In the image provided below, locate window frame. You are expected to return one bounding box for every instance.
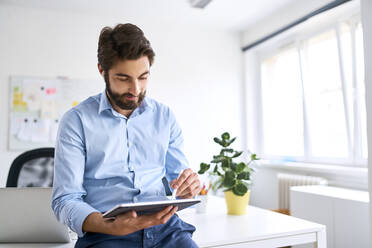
[254,13,367,167]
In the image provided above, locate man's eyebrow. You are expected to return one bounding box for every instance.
[115,73,130,78]
[139,71,150,77]
[115,71,150,78]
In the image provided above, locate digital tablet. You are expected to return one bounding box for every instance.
[102,198,201,218]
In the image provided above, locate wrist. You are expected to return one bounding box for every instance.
[82,212,113,235]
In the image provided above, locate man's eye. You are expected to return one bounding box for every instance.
[118,78,129,82]
[139,77,148,81]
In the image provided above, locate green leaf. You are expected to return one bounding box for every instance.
[230,163,237,172]
[211,156,226,163]
[251,153,259,160]
[242,181,252,189]
[223,177,236,188]
[232,183,248,196]
[223,171,236,188]
[221,159,229,169]
[236,162,246,173]
[220,148,234,154]
[232,151,243,158]
[221,132,230,140]
[213,165,222,176]
[225,170,236,179]
[213,177,224,190]
[213,137,223,146]
[226,137,236,146]
[237,171,250,180]
[198,163,210,174]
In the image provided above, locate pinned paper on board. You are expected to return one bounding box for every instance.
[16,118,33,142]
[10,117,23,135]
[40,100,57,119]
[23,81,44,111]
[30,119,51,143]
[8,76,103,150]
[12,86,28,112]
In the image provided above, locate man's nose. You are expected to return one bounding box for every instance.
[129,79,140,96]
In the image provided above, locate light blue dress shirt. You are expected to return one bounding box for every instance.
[52,91,189,237]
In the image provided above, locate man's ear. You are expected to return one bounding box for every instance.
[97,64,104,76]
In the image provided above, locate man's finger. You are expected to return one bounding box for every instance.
[153,205,174,220]
[176,172,198,196]
[159,206,178,224]
[139,206,177,228]
[172,169,193,189]
[170,179,177,188]
[176,171,196,193]
[136,206,172,229]
[179,192,193,199]
[178,179,201,198]
[116,210,137,220]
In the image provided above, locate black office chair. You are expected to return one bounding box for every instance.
[6,148,55,187]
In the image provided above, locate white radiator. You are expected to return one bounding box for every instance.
[278,173,328,210]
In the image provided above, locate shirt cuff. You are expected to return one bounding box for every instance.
[70,203,99,238]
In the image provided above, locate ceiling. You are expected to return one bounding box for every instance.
[0,0,333,31]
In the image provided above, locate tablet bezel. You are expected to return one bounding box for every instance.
[102,198,201,218]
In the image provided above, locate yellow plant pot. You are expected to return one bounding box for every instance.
[224,190,250,215]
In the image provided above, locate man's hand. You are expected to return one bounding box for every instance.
[170,168,201,199]
[83,205,178,236]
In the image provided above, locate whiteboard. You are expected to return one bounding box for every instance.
[8,75,104,151]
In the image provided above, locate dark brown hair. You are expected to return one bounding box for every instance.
[97,23,155,71]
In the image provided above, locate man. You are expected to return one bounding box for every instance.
[52,23,201,248]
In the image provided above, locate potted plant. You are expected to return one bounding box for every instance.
[198,132,259,215]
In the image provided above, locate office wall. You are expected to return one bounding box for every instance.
[0,4,244,186]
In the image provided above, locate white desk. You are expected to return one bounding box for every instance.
[179,196,326,248]
[0,196,326,248]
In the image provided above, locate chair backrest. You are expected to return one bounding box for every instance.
[6,148,55,187]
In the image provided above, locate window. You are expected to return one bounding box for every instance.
[261,46,304,157]
[301,30,349,159]
[259,19,366,166]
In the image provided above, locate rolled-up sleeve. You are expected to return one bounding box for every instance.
[51,109,98,237]
[165,109,189,183]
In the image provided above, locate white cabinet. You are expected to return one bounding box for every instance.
[290,185,370,248]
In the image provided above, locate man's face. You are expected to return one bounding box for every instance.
[103,56,150,110]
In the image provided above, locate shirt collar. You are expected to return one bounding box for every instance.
[98,90,113,114]
[98,91,153,116]
[141,96,153,110]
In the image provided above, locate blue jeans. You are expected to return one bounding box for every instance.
[75,214,198,248]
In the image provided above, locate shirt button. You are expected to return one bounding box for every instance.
[146,232,152,239]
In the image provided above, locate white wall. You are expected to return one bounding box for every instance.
[361,0,372,241]
[0,4,244,186]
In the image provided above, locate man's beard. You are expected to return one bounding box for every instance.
[104,72,146,110]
